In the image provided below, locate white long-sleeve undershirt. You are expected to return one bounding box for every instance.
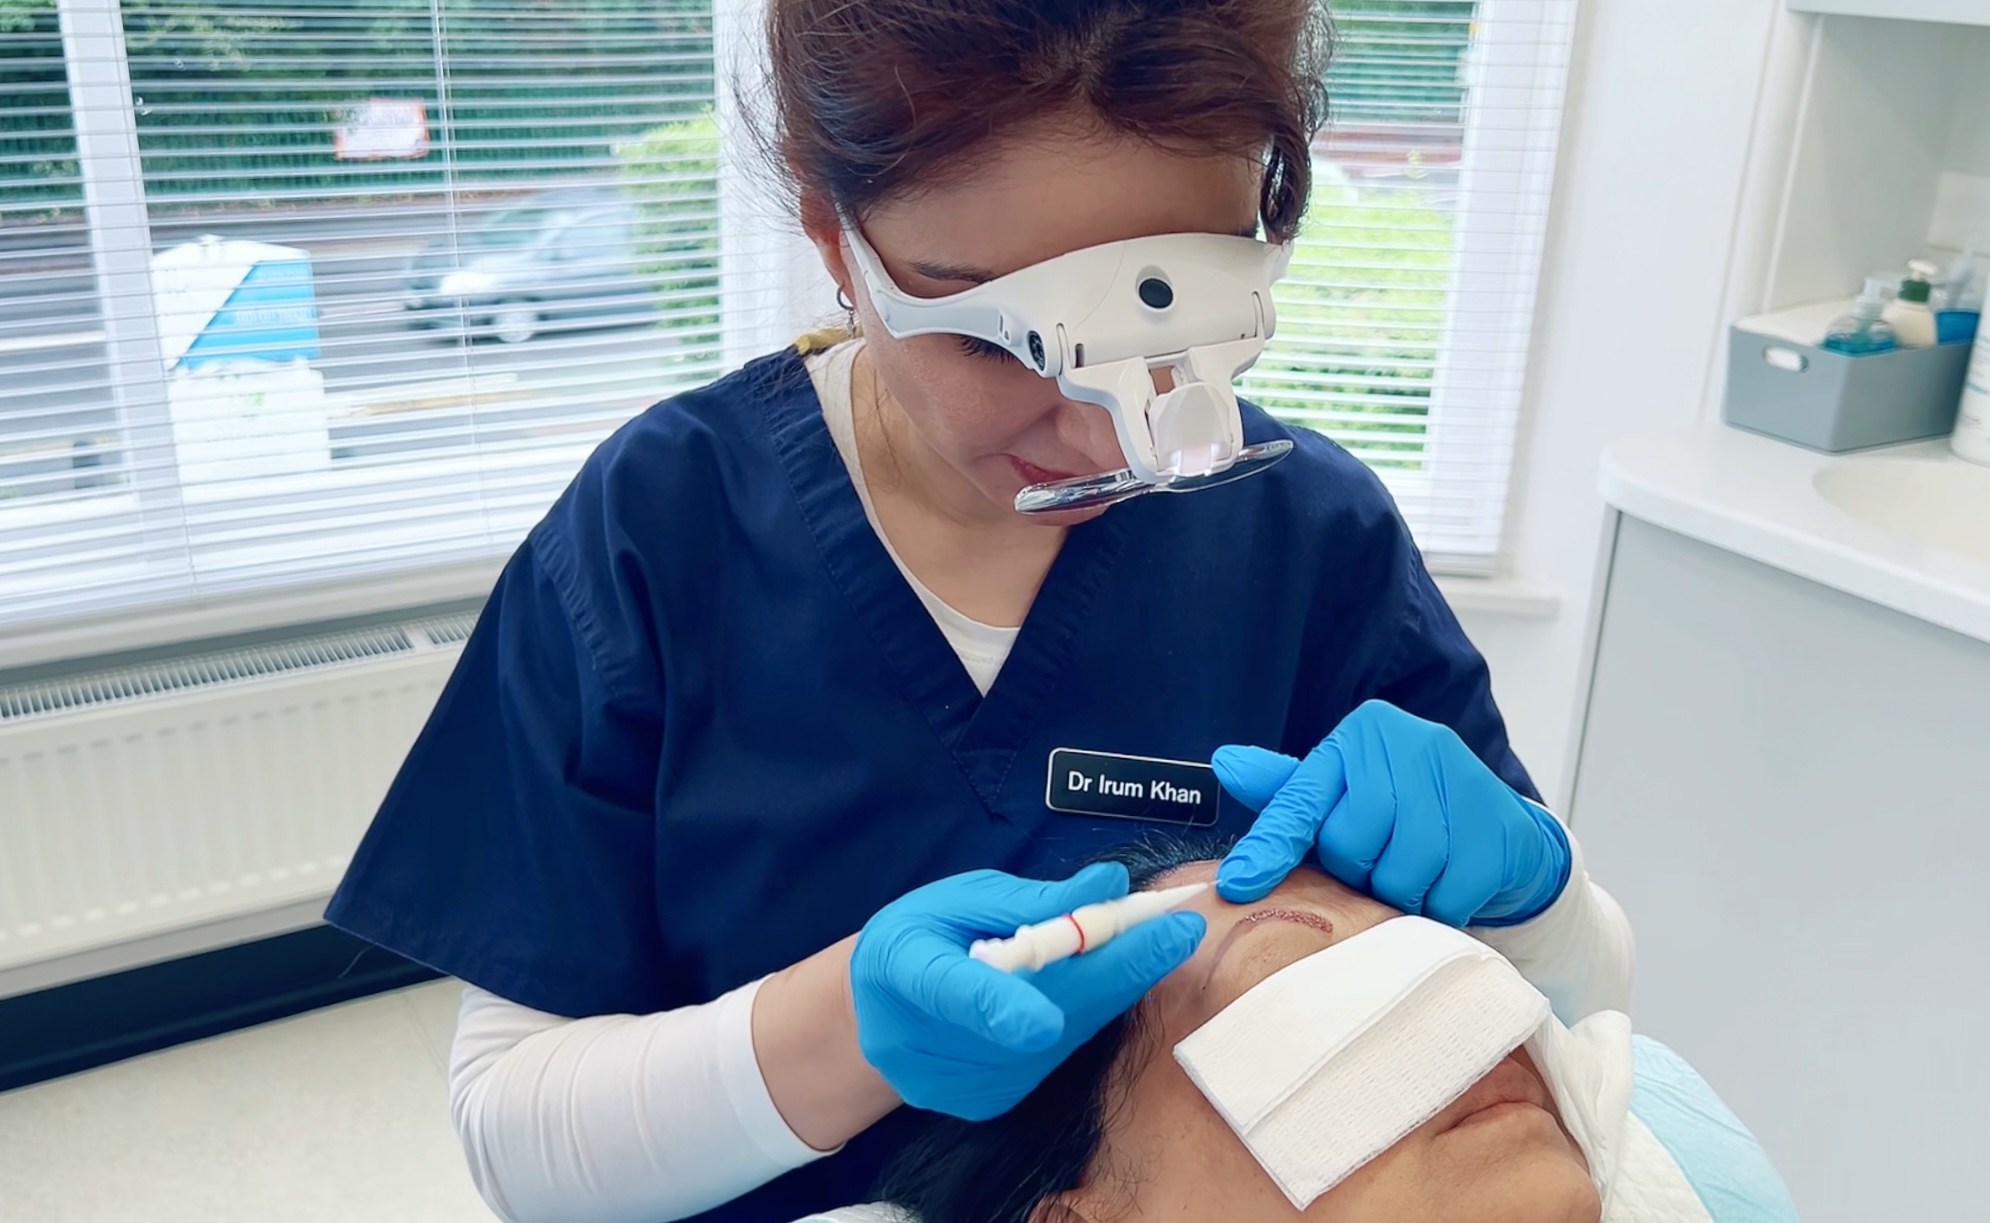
[447,976,828,1223]
[1473,831,1636,1024]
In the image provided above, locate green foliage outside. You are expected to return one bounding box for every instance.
[1242,0,1476,470]
[615,112,721,366]
[3,0,1470,215]
[1246,178,1454,472]
[1327,0,1475,125]
[0,0,714,215]
[1,0,75,219]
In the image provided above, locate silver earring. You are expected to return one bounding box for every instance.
[835,286,857,335]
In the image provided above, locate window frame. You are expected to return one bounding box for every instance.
[1406,0,1577,573]
[1,0,1571,669]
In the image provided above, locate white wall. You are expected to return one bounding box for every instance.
[1451,0,1814,808]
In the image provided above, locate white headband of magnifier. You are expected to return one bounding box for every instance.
[843,225,1297,514]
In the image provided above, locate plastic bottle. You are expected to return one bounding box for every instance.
[1883,260,1941,348]
[1935,243,1982,346]
[1952,320,1990,466]
[1821,278,1899,355]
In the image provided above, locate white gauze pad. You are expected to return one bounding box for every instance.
[1526,1008,1635,1204]
[1172,916,1552,1210]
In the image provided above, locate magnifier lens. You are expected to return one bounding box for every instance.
[1012,469,1150,515]
[1012,440,1294,515]
[1166,443,1225,479]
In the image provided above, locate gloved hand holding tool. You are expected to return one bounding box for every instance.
[850,863,1206,1121]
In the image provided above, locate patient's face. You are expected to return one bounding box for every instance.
[1051,862,1600,1223]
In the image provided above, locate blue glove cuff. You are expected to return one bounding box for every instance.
[1473,797,1573,928]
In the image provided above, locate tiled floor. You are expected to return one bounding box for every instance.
[0,980,499,1223]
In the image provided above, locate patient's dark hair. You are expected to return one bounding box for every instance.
[876,833,1239,1223]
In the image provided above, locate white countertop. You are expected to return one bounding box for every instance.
[1598,427,1990,646]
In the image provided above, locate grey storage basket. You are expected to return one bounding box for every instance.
[1723,325,1971,453]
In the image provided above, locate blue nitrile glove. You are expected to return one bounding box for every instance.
[851,863,1205,1121]
[1212,700,1570,927]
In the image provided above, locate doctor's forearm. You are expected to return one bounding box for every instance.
[448,981,829,1223]
[1473,833,1636,1022]
[751,933,902,1150]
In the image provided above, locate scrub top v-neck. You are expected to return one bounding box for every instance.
[812,340,1020,696]
[325,344,1534,1223]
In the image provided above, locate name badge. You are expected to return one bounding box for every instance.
[1045,748,1221,827]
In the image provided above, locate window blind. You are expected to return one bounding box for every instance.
[1244,0,1576,571]
[1,0,1574,648]
[0,0,773,638]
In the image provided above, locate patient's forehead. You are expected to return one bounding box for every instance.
[1148,858,1396,919]
[1139,859,1400,1037]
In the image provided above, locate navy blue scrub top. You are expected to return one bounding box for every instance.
[325,346,1535,1223]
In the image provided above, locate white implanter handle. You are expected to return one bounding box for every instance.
[969,883,1210,974]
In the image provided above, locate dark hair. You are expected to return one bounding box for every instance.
[876,833,1239,1223]
[762,0,1333,243]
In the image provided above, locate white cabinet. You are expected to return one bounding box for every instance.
[1571,516,1990,1223]
[1556,4,1990,1213]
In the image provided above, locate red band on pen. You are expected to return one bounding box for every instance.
[1064,912,1087,955]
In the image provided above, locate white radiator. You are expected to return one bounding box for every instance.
[0,613,472,995]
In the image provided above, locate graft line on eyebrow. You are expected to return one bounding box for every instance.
[1236,908,1336,935]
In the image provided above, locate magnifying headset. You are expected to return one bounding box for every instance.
[844,225,1297,515]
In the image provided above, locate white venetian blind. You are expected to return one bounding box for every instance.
[1242,0,1576,571]
[0,0,812,643]
[1,0,1574,651]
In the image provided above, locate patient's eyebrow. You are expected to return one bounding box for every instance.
[1198,906,1338,999]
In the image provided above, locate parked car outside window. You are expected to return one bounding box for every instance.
[401,187,653,343]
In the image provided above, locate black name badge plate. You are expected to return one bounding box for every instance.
[1045,748,1222,827]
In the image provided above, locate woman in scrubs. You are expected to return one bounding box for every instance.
[326,0,1632,1220]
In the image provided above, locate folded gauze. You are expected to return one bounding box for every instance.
[1174,916,1611,1210]
[809,922,1724,1223]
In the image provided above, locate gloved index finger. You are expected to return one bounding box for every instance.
[1210,744,1304,812]
[1215,740,1350,903]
